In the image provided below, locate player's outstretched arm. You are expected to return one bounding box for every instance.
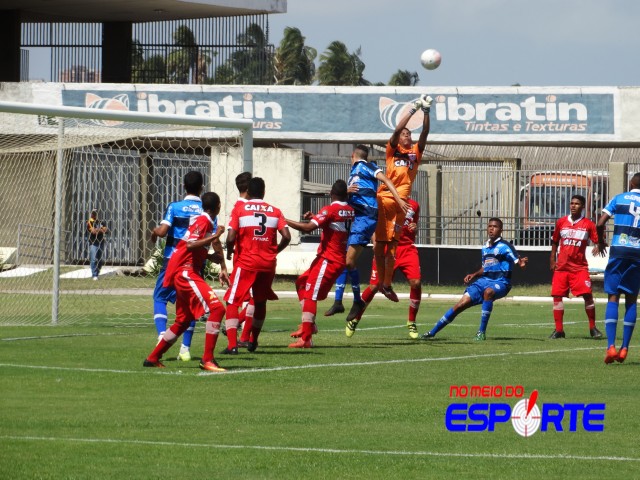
[151,224,169,242]
[417,95,432,152]
[375,171,409,213]
[286,218,318,233]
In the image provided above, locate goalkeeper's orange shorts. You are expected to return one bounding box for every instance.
[375,193,406,242]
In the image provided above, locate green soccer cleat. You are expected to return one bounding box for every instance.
[474,331,486,341]
[407,322,419,339]
[345,319,359,338]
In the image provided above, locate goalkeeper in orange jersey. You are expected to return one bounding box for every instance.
[346,198,423,338]
[374,94,431,303]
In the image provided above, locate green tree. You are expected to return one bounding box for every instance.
[317,41,370,86]
[214,23,273,85]
[274,27,317,85]
[388,69,420,86]
[131,39,167,83]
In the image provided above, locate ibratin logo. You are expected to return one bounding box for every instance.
[85,93,130,126]
[445,386,605,437]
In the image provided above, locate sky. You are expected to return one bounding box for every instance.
[268,0,640,87]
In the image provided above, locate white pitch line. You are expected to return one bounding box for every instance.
[0,435,637,462]
[0,347,602,378]
[198,347,602,376]
[1,332,131,342]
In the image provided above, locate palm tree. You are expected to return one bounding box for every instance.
[274,27,316,85]
[317,41,370,86]
[214,23,273,85]
[388,69,420,86]
[166,25,213,84]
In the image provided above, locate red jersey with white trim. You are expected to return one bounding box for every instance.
[397,198,420,247]
[310,201,355,265]
[552,215,598,272]
[162,212,216,287]
[229,199,286,272]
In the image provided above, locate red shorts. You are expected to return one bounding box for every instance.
[551,269,592,297]
[224,266,276,306]
[369,244,421,284]
[296,256,345,302]
[174,269,223,325]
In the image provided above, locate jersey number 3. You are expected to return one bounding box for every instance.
[253,212,267,236]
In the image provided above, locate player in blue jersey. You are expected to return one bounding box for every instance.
[150,171,228,361]
[344,144,407,335]
[420,218,528,341]
[596,172,640,364]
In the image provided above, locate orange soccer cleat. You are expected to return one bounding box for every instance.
[199,360,226,372]
[616,347,628,363]
[143,359,165,368]
[288,338,313,349]
[604,346,618,364]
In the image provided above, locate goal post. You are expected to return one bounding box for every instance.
[0,101,252,326]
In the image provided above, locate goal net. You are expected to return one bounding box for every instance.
[0,101,252,327]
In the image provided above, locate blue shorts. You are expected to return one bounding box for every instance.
[348,213,377,246]
[604,257,640,295]
[464,277,511,306]
[153,267,177,304]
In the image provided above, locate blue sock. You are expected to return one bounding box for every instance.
[334,270,348,302]
[430,308,458,336]
[604,301,619,347]
[348,269,361,302]
[479,301,493,333]
[349,270,362,302]
[182,320,197,348]
[154,301,168,335]
[622,302,637,349]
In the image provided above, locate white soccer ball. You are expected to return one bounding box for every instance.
[420,49,442,70]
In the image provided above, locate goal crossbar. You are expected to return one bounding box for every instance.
[0,100,253,325]
[0,100,254,169]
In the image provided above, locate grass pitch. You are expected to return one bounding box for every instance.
[1,296,638,479]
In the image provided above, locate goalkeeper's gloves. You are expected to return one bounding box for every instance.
[421,95,433,114]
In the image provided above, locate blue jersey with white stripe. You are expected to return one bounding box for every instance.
[160,195,203,259]
[480,237,520,282]
[348,160,382,216]
[603,189,640,259]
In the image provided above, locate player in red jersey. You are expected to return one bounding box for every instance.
[224,177,291,353]
[347,199,422,339]
[143,192,228,371]
[222,172,255,349]
[286,180,355,348]
[549,194,605,339]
